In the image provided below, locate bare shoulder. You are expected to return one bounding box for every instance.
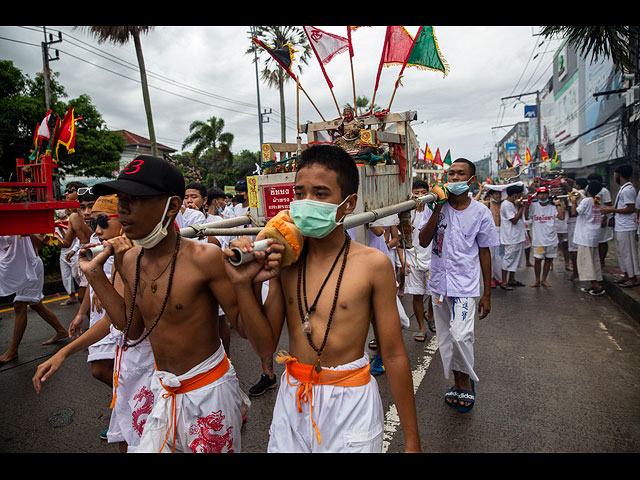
[348,241,393,271]
[182,237,223,261]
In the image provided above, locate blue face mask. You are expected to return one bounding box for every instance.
[446,180,471,196]
[289,196,351,238]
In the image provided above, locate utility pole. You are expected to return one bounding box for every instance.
[41,27,62,110]
[250,26,264,166]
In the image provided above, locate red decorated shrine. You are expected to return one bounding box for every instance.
[0,156,80,235]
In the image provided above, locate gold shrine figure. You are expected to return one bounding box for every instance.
[334,107,364,152]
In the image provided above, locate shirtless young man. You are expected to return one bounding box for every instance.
[225,145,421,453]
[79,155,266,453]
[34,195,155,453]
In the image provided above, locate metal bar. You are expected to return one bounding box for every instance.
[179,215,254,238]
[181,194,439,238]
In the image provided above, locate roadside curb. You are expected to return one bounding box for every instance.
[602,270,640,325]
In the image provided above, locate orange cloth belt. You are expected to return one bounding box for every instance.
[157,354,230,453]
[275,350,371,445]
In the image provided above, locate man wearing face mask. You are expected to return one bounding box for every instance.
[79,155,269,453]
[224,145,421,453]
[418,158,499,413]
[525,187,565,287]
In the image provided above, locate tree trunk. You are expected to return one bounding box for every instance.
[133,32,158,157]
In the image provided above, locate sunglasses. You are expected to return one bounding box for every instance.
[89,214,118,231]
[77,187,93,196]
[65,187,77,194]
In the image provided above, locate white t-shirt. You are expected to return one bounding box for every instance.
[530,202,559,247]
[573,197,602,248]
[500,200,525,245]
[418,200,499,298]
[404,209,431,271]
[613,182,637,232]
[176,207,207,229]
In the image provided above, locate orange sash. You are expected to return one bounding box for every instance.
[157,354,230,453]
[275,350,371,445]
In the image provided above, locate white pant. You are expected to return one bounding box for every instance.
[502,243,524,273]
[107,330,155,452]
[577,245,602,282]
[268,353,384,453]
[432,295,478,382]
[136,345,243,453]
[59,252,78,295]
[615,230,640,278]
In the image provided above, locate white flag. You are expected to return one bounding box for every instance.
[303,26,349,64]
[512,152,522,168]
[37,110,52,140]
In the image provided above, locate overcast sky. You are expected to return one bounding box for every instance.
[1,25,563,163]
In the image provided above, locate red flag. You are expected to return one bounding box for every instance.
[540,145,549,162]
[373,26,415,93]
[55,108,81,157]
[433,147,443,167]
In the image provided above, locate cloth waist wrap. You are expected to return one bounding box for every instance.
[151,354,230,453]
[275,350,371,445]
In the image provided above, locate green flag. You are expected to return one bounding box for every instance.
[550,149,559,169]
[443,149,452,166]
[405,26,449,77]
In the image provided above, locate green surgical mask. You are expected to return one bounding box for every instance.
[289,196,351,238]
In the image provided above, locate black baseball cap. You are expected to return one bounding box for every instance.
[93,155,185,199]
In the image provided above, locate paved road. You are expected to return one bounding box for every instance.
[1,261,639,453]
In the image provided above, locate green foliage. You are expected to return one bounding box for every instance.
[40,244,61,275]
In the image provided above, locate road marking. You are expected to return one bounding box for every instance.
[598,321,622,351]
[0,295,71,314]
[382,335,439,452]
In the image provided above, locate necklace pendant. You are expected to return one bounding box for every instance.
[314,359,322,374]
[302,312,312,334]
[150,281,157,294]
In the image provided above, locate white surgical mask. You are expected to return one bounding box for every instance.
[446,180,471,195]
[132,198,172,249]
[289,196,350,239]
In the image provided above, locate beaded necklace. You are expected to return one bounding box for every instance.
[122,234,181,350]
[296,232,350,373]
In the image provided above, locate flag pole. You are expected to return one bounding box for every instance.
[370,27,391,113]
[347,27,358,115]
[252,37,326,121]
[387,26,422,111]
[304,27,342,118]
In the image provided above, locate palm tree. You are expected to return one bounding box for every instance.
[344,95,382,115]
[247,26,311,143]
[77,26,158,156]
[182,116,234,187]
[540,26,639,74]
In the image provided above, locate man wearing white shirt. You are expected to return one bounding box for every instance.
[601,165,639,287]
[418,159,499,413]
[561,177,587,280]
[571,180,606,295]
[499,185,526,290]
[588,173,614,268]
[525,187,565,287]
[402,180,434,341]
